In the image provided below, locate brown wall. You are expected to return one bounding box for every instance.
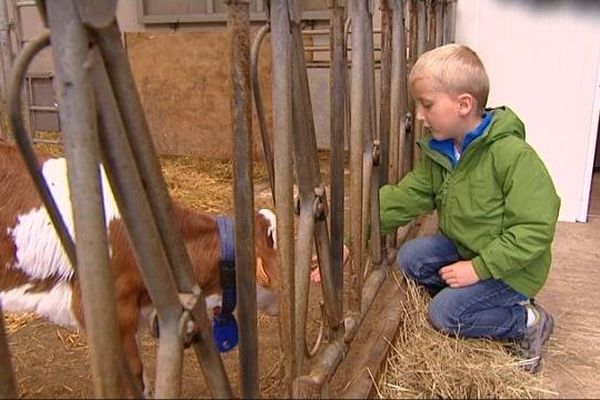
[125,30,273,159]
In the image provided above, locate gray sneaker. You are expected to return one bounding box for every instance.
[517,302,554,373]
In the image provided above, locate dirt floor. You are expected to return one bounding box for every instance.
[3,145,600,398]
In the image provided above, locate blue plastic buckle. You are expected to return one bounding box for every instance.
[212,313,239,352]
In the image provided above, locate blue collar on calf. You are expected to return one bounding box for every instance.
[213,216,238,353]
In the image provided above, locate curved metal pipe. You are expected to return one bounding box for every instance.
[308,301,326,357]
[250,22,275,201]
[7,32,77,268]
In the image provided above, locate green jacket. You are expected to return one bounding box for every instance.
[380,106,560,298]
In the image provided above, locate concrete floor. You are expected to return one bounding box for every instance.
[537,172,600,398]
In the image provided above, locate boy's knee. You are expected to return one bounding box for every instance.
[396,239,421,277]
[428,294,460,335]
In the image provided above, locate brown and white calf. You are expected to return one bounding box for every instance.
[0,139,279,390]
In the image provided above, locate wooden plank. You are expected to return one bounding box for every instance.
[332,213,438,399]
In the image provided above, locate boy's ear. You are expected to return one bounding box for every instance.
[457,93,475,116]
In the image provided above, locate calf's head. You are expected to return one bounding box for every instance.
[254,209,279,316]
[178,206,279,316]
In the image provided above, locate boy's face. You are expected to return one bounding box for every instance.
[411,78,464,141]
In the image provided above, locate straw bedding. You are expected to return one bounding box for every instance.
[375,272,554,399]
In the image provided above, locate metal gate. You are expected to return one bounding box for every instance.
[0,0,455,398]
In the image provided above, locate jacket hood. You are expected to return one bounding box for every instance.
[484,106,526,143]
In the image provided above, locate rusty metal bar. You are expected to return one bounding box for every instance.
[226,1,259,397]
[94,20,233,399]
[250,22,275,200]
[269,1,295,396]
[0,304,16,399]
[0,0,13,99]
[427,0,436,50]
[362,1,379,272]
[442,0,456,44]
[364,1,381,270]
[328,0,346,319]
[44,1,125,396]
[434,0,443,47]
[348,0,369,314]
[416,0,427,57]
[0,0,11,138]
[391,0,410,183]
[8,0,32,139]
[412,0,427,163]
[379,0,392,187]
[92,48,184,398]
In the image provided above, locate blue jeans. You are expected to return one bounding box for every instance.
[397,234,528,339]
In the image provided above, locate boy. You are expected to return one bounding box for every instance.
[379,44,560,373]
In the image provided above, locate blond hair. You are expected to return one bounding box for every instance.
[409,44,490,110]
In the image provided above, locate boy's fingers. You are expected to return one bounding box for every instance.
[439,267,453,278]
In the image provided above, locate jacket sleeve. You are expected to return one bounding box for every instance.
[472,147,560,280]
[379,157,436,235]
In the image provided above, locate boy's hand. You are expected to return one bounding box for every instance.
[439,260,479,288]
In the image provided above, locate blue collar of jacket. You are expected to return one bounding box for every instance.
[429,111,492,167]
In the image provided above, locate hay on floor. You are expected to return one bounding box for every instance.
[375,273,555,399]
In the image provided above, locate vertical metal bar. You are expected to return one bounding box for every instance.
[348,0,367,314]
[270,1,295,396]
[0,0,13,137]
[26,74,33,135]
[207,0,214,14]
[413,0,427,163]
[45,1,125,397]
[256,0,263,13]
[92,50,184,399]
[442,0,456,44]
[379,0,392,187]
[365,0,382,277]
[389,0,407,185]
[434,0,443,47]
[226,1,258,398]
[416,0,427,57]
[0,305,16,399]
[328,0,345,320]
[94,22,233,398]
[0,0,13,95]
[9,0,31,139]
[427,0,436,50]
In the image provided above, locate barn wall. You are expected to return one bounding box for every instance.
[125,30,273,158]
[456,0,600,222]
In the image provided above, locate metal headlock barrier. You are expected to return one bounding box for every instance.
[255,0,455,397]
[0,0,456,398]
